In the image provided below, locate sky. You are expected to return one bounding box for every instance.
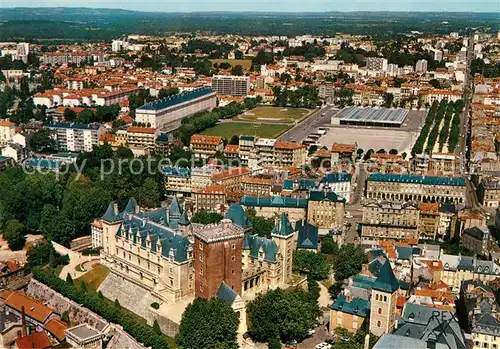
[1,0,499,12]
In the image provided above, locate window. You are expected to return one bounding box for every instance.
[378,308,382,315]
[199,243,204,250]
[232,244,236,250]
[199,255,204,263]
[377,321,381,327]
[232,269,235,274]
[231,256,236,262]
[384,296,387,302]
[200,268,203,276]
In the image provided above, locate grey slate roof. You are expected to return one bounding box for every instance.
[374,334,448,349]
[271,213,294,237]
[216,281,238,305]
[225,204,251,229]
[242,234,278,263]
[372,259,399,293]
[295,220,318,250]
[395,303,467,349]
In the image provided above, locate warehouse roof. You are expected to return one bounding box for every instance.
[334,107,409,125]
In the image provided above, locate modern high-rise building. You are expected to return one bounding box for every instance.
[45,122,104,152]
[415,59,428,73]
[212,75,250,96]
[15,43,29,64]
[366,57,388,72]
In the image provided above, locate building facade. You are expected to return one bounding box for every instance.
[212,75,250,96]
[366,173,466,204]
[361,200,419,241]
[190,134,224,159]
[307,191,345,233]
[45,122,104,152]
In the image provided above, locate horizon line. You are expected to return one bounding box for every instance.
[2,6,499,14]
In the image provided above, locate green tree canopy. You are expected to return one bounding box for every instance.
[332,244,368,283]
[177,297,239,349]
[247,287,318,342]
[191,211,223,225]
[3,219,26,251]
[293,250,330,280]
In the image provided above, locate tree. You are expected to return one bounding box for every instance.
[363,149,374,161]
[332,244,367,283]
[293,251,330,280]
[27,240,57,268]
[2,219,26,251]
[191,211,223,225]
[136,178,160,208]
[40,204,74,245]
[376,149,386,154]
[382,93,394,108]
[247,288,318,342]
[153,320,162,335]
[178,297,239,349]
[229,135,239,145]
[267,336,281,349]
[158,87,180,99]
[63,108,77,122]
[80,281,87,292]
[389,149,398,155]
[116,146,134,158]
[75,109,96,124]
[29,130,56,153]
[231,65,244,76]
[249,216,274,238]
[320,235,338,255]
[428,79,441,89]
[66,274,73,283]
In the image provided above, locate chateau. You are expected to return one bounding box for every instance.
[98,198,318,305]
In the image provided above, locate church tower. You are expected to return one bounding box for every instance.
[369,259,399,337]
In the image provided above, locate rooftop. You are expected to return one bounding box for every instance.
[193,219,245,243]
[334,107,409,125]
[137,87,214,111]
[368,173,465,187]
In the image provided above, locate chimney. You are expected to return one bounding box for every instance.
[21,306,27,337]
[113,202,118,215]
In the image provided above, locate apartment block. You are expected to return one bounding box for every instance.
[45,122,104,152]
[212,75,250,96]
[193,185,226,212]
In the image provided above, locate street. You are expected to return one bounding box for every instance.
[279,106,339,142]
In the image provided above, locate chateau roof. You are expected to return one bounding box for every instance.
[216,281,238,305]
[225,204,251,229]
[295,220,318,250]
[271,213,294,237]
[330,294,370,318]
[243,234,278,263]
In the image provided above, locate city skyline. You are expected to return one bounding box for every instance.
[2,0,499,13]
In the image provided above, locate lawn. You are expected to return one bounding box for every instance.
[74,264,109,292]
[235,107,311,123]
[210,59,253,71]
[201,122,291,139]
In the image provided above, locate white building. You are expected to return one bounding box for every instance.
[135,87,216,129]
[0,120,16,145]
[212,75,250,96]
[366,57,388,72]
[415,59,428,73]
[45,122,104,152]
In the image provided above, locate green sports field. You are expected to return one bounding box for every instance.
[201,122,291,139]
[235,106,311,123]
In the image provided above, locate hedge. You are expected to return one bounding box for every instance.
[32,268,170,349]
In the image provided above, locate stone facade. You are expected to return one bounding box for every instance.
[366,173,466,204]
[361,200,419,241]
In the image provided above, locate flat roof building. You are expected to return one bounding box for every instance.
[332,107,409,128]
[212,75,250,97]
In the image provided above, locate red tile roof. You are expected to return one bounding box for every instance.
[2,291,54,323]
[44,318,68,341]
[190,134,222,145]
[15,331,52,349]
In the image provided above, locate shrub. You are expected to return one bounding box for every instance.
[151,302,160,309]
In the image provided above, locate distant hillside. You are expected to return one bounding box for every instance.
[0,8,498,43]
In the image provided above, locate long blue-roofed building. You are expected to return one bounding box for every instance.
[366,173,466,204]
[135,87,217,129]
